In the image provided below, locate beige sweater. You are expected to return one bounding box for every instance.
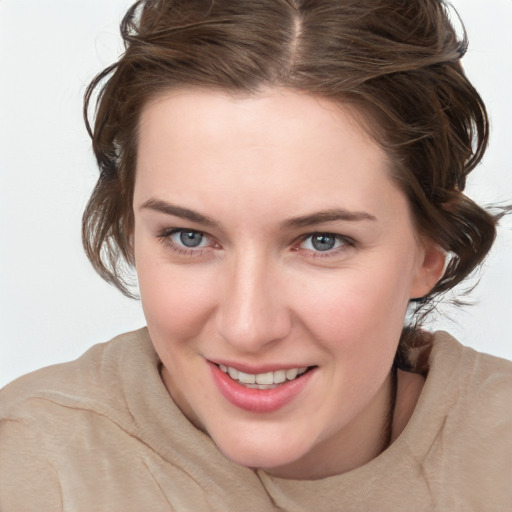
[1,328,511,511]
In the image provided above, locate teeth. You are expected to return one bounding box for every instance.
[227,367,239,380]
[219,365,309,386]
[273,369,286,384]
[286,368,298,380]
[255,371,274,385]
[238,371,256,384]
[244,383,277,390]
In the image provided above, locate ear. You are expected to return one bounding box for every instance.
[409,240,446,299]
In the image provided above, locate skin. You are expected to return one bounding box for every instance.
[132,88,444,480]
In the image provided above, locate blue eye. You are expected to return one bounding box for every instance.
[300,233,346,252]
[171,230,207,248]
[311,234,337,251]
[157,227,220,257]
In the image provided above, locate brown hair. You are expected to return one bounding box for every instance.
[83,0,504,353]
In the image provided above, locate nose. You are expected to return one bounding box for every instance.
[216,252,292,353]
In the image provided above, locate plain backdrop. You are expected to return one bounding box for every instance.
[1,0,511,388]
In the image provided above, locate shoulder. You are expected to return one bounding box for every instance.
[0,328,157,509]
[0,327,156,457]
[423,332,512,509]
[0,327,153,420]
[430,331,512,411]
[427,331,512,436]
[0,416,64,511]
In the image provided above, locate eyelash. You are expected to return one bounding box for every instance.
[156,229,355,258]
[295,233,355,258]
[157,228,215,257]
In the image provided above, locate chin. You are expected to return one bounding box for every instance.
[211,426,310,472]
[222,447,303,473]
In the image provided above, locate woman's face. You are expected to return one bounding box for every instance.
[133,89,442,478]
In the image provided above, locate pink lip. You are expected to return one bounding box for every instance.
[209,362,315,413]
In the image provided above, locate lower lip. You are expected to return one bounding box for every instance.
[209,363,315,413]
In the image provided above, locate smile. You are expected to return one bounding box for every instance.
[218,364,309,389]
[210,362,316,413]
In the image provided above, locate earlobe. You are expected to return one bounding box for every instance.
[409,242,446,299]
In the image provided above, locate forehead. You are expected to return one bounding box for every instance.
[134,88,405,223]
[138,88,378,151]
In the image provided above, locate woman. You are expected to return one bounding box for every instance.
[1,0,511,510]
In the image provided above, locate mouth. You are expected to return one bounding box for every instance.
[217,364,312,389]
[210,362,317,413]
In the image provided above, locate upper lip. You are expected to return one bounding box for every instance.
[208,358,314,374]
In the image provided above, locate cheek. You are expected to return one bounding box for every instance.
[136,255,217,341]
[291,262,412,355]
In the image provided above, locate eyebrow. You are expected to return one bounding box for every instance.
[140,199,219,227]
[280,209,377,230]
[140,198,376,230]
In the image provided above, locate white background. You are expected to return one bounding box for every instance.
[1,0,511,388]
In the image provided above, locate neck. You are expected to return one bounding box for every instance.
[390,369,425,443]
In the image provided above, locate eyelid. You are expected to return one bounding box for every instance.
[157,227,219,256]
[155,228,354,259]
[295,232,355,256]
